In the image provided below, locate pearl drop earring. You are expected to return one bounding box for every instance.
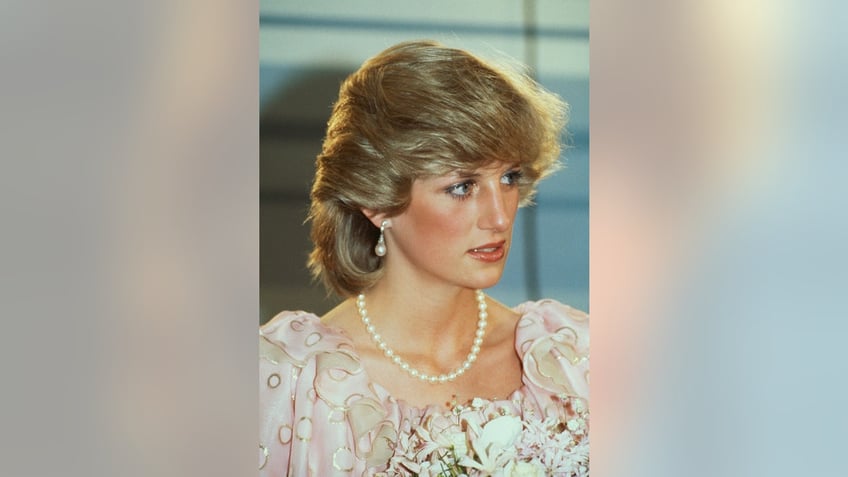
[374,220,388,257]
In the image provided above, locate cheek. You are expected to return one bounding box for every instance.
[508,194,520,216]
[500,191,521,228]
[409,202,468,241]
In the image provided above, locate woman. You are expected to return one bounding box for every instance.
[260,40,589,476]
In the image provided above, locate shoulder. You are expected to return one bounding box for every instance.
[260,311,394,474]
[259,309,388,418]
[514,299,589,347]
[514,299,589,328]
[260,310,356,366]
[512,299,589,401]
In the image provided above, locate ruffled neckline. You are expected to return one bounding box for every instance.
[261,299,588,411]
[327,314,528,414]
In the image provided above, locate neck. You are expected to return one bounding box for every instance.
[361,280,482,353]
[371,280,474,318]
[356,288,487,384]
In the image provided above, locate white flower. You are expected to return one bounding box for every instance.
[416,461,436,477]
[417,460,457,477]
[566,418,585,432]
[448,431,468,457]
[478,415,522,450]
[461,415,522,473]
[572,398,587,414]
[505,460,546,477]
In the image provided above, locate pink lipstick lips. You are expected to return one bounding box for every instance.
[467,240,506,262]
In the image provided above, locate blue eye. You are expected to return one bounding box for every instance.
[501,169,523,186]
[446,180,476,199]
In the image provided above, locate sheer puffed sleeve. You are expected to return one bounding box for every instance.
[514,300,590,413]
[259,311,398,476]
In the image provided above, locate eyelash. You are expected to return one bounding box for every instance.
[502,169,524,186]
[445,169,523,200]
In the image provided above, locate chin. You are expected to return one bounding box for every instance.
[465,270,505,290]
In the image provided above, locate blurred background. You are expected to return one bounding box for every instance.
[259,0,589,322]
[5,0,848,476]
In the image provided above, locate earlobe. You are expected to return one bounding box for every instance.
[361,208,391,229]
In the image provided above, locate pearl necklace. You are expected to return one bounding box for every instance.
[355,290,488,384]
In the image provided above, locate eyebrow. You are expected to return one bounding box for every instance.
[455,163,522,178]
[455,170,481,179]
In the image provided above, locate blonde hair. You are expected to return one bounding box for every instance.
[307,40,568,297]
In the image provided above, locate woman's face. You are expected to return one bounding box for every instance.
[384,162,522,290]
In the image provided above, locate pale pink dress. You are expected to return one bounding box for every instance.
[259,299,589,476]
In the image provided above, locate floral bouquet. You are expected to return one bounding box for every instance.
[381,396,589,477]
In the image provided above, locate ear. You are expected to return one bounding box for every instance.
[361,208,391,229]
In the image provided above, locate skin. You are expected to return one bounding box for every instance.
[322,162,526,408]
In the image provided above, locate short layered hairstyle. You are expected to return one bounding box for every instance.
[307,40,568,297]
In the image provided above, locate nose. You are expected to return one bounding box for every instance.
[479,184,512,232]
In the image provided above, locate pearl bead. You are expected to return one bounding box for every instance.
[357,290,488,384]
